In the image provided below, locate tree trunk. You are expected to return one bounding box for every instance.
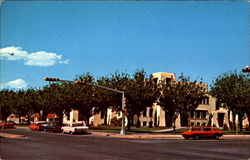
[136,114,141,128]
[172,116,176,133]
[232,111,236,131]
[58,113,64,126]
[127,115,131,132]
[27,113,31,125]
[238,114,243,134]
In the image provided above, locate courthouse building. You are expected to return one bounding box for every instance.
[63,72,248,129]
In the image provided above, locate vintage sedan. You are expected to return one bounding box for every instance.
[44,122,62,133]
[61,123,89,134]
[29,121,48,131]
[0,121,15,129]
[182,127,223,140]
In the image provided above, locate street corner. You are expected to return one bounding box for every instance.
[0,133,25,139]
[109,134,183,139]
[91,132,114,137]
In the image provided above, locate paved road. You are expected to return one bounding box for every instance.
[1,128,250,160]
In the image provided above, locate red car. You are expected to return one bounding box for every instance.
[29,121,48,131]
[182,127,223,140]
[0,121,15,129]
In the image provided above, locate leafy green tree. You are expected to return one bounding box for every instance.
[125,70,160,131]
[159,74,207,133]
[41,83,72,125]
[73,73,98,125]
[0,90,15,121]
[210,71,250,133]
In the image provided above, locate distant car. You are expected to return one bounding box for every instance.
[61,123,89,134]
[29,121,48,131]
[44,122,62,133]
[182,127,223,140]
[0,121,15,129]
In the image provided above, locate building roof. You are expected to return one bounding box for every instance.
[47,114,57,118]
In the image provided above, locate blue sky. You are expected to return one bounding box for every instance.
[0,1,249,90]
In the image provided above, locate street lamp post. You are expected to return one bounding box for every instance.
[44,77,126,135]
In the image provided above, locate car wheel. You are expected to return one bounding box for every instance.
[70,131,73,135]
[184,136,189,140]
[214,134,219,139]
[193,135,200,140]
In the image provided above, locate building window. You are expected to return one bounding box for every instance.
[191,122,194,126]
[100,110,105,119]
[197,122,200,126]
[166,78,171,84]
[196,111,201,118]
[201,111,207,119]
[153,78,158,84]
[143,109,147,117]
[149,121,153,128]
[143,121,147,126]
[202,96,209,105]
[190,111,195,118]
[149,109,153,117]
[216,101,220,110]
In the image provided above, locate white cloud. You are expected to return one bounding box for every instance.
[0,46,69,67]
[1,79,28,90]
[59,59,70,64]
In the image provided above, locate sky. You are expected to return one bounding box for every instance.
[0,1,249,90]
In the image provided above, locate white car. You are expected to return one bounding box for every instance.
[61,123,89,134]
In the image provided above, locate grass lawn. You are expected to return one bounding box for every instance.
[89,126,165,134]
[89,126,250,135]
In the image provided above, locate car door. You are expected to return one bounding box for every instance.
[204,127,212,137]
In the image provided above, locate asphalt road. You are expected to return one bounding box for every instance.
[1,128,250,160]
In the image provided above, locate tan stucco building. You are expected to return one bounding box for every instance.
[66,72,249,129]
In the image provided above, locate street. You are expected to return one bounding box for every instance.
[1,128,250,160]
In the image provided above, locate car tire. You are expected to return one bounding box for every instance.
[214,134,219,139]
[184,136,189,140]
[193,135,200,140]
[70,131,73,135]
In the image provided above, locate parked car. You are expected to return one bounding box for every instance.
[61,123,89,134]
[44,122,62,133]
[29,121,48,131]
[182,127,223,140]
[0,121,15,129]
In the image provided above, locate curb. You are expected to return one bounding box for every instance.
[91,132,250,139]
[0,133,25,139]
[91,132,182,139]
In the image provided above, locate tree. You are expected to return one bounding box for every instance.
[210,71,250,133]
[159,74,207,133]
[73,73,98,125]
[125,69,160,131]
[41,83,72,125]
[0,90,15,121]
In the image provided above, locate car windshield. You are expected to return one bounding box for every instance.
[203,127,211,131]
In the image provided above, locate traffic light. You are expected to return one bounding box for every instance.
[74,80,86,85]
[242,66,250,73]
[123,97,127,114]
[44,77,60,81]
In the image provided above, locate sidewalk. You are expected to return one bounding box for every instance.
[91,132,250,139]
[152,127,186,133]
[0,133,25,139]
